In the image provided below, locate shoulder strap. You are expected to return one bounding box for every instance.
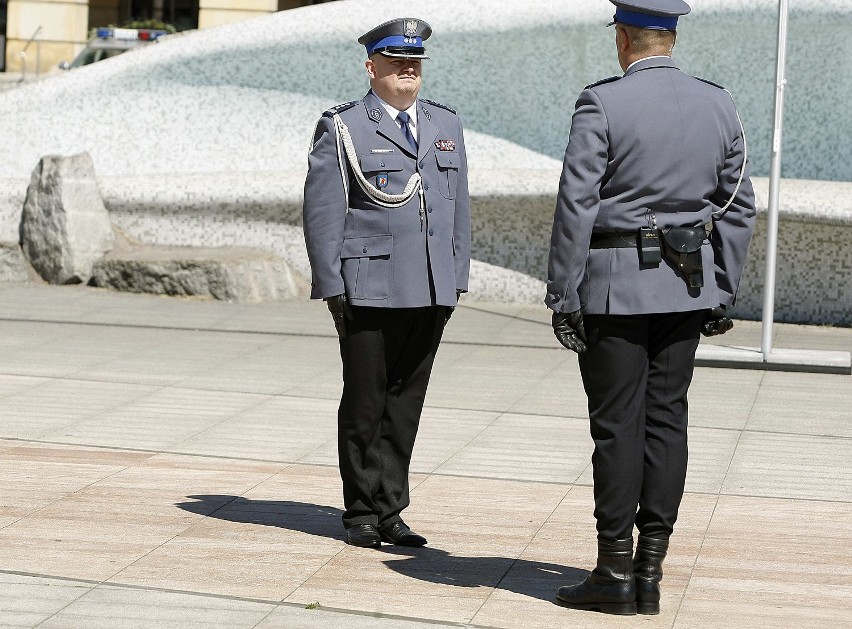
[585,76,620,89]
[694,76,726,90]
[419,98,456,114]
[322,100,359,118]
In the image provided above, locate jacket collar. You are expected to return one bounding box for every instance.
[363,91,418,157]
[624,55,678,77]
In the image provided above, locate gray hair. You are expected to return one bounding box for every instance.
[620,24,676,56]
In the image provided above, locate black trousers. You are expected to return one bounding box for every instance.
[337,305,446,529]
[578,310,703,541]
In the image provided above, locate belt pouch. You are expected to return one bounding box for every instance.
[637,226,661,264]
[661,227,705,288]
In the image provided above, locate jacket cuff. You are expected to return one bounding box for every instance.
[545,290,579,313]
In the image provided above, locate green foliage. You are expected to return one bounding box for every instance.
[119,20,177,33]
[305,601,321,610]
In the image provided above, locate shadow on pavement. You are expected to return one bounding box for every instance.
[380,545,588,603]
[176,495,588,602]
[176,495,344,540]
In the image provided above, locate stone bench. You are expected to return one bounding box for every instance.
[92,235,308,303]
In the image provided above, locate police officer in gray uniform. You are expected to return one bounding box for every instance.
[546,0,755,615]
[303,17,470,549]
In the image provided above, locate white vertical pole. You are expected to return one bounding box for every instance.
[761,0,789,361]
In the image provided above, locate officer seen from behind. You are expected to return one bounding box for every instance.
[546,0,756,616]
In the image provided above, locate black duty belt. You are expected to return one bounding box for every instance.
[590,226,710,289]
[590,227,711,249]
[589,232,638,249]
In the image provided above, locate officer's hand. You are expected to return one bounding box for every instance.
[701,306,733,337]
[325,294,352,339]
[552,310,588,353]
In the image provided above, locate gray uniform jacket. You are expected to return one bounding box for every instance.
[303,90,471,308]
[546,57,756,315]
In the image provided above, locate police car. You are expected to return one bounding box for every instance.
[58,28,169,70]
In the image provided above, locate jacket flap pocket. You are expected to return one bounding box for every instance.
[359,153,404,172]
[435,151,460,169]
[341,234,393,259]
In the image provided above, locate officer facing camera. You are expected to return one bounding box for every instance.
[302,17,470,550]
[546,0,756,616]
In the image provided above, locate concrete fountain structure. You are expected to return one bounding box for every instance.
[0,0,849,323]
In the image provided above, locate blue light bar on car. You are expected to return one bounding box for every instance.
[95,27,168,41]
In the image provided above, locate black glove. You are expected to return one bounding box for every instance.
[325,294,352,339]
[701,306,733,337]
[552,310,588,353]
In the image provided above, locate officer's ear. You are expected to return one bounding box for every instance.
[615,25,629,53]
[365,58,377,79]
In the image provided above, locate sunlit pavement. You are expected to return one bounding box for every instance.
[1,282,849,628]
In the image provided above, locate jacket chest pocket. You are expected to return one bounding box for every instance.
[358,154,405,195]
[435,151,459,200]
[340,234,393,300]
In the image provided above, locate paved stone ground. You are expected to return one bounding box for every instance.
[0,282,849,628]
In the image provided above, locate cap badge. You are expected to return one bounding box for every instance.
[435,140,456,151]
[404,20,418,38]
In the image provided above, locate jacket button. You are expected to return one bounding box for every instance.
[428,207,433,213]
[429,229,434,236]
[380,162,385,167]
[362,246,368,253]
[419,161,425,168]
[423,184,429,191]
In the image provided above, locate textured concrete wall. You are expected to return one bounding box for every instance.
[0,0,848,181]
[4,172,848,325]
[0,0,849,323]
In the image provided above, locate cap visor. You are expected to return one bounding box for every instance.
[378,50,429,59]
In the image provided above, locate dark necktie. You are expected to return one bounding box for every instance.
[397,111,418,153]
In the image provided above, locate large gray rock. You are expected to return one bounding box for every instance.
[92,237,308,302]
[20,152,114,284]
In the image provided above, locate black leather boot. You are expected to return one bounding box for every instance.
[634,535,669,615]
[555,537,636,615]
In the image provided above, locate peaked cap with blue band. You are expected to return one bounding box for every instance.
[607,0,690,31]
[358,18,432,59]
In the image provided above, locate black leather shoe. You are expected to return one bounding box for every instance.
[555,537,636,615]
[379,522,427,547]
[634,535,669,615]
[345,524,381,548]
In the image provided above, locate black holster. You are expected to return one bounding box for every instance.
[661,227,706,288]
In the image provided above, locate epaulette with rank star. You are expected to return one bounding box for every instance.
[419,98,456,114]
[694,76,727,90]
[322,101,358,117]
[585,76,620,90]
